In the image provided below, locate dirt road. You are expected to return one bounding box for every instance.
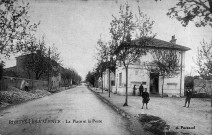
[0,85,132,135]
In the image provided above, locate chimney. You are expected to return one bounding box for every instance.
[170,35,177,44]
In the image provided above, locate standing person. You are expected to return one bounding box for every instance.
[139,84,144,96]
[25,81,29,91]
[141,88,150,109]
[183,89,192,108]
[20,80,25,90]
[133,85,136,96]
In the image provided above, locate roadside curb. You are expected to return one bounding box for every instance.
[88,87,154,135]
[88,87,134,119]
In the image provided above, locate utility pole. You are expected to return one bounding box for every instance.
[108,57,111,98]
[48,47,50,91]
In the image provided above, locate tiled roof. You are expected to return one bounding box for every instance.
[134,38,191,51]
[114,37,190,54]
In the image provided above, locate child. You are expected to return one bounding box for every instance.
[141,88,150,109]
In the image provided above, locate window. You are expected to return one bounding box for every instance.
[142,81,146,85]
[167,83,177,85]
[133,59,141,65]
[119,73,122,86]
[111,80,115,86]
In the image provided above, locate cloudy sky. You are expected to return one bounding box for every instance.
[4,0,212,80]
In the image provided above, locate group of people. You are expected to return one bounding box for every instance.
[133,84,193,109]
[133,84,150,109]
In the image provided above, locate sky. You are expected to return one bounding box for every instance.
[4,0,212,80]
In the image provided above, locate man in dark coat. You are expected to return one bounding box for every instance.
[183,89,192,108]
[141,88,150,109]
[139,84,144,96]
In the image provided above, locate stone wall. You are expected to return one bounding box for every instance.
[0,76,48,91]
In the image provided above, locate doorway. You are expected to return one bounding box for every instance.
[150,73,159,94]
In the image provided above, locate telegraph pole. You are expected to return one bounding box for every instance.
[48,47,50,91]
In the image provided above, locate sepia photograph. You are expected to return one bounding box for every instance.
[0,0,211,135]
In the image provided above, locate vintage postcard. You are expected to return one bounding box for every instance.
[0,0,211,135]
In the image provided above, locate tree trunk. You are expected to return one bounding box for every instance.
[211,94,212,107]
[109,69,110,97]
[31,77,34,91]
[36,72,43,80]
[31,53,34,90]
[101,72,103,93]
[123,66,128,106]
[209,1,212,13]
[161,76,165,98]
[0,75,3,90]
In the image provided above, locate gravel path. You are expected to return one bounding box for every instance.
[93,88,212,135]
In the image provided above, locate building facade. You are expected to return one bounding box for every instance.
[102,36,190,97]
[102,69,116,92]
[5,53,63,90]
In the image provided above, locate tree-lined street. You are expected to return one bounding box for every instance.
[0,85,132,135]
[0,0,211,135]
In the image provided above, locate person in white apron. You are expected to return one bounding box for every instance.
[20,80,25,90]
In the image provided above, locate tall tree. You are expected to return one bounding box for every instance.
[0,0,38,81]
[85,71,95,87]
[166,0,212,27]
[0,0,39,58]
[96,36,116,94]
[95,61,107,93]
[110,3,155,106]
[22,35,63,81]
[195,40,212,106]
[0,61,4,79]
[96,36,109,88]
[145,46,181,97]
[0,61,4,91]
[23,36,48,80]
[196,40,212,79]
[50,44,62,66]
[61,68,82,86]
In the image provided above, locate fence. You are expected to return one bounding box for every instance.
[0,76,48,91]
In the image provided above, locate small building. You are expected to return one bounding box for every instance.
[103,36,190,97]
[4,52,63,90]
[102,69,116,92]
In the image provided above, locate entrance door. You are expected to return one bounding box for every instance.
[150,73,159,94]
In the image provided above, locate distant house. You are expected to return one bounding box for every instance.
[103,36,190,97]
[5,54,31,78]
[5,52,63,89]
